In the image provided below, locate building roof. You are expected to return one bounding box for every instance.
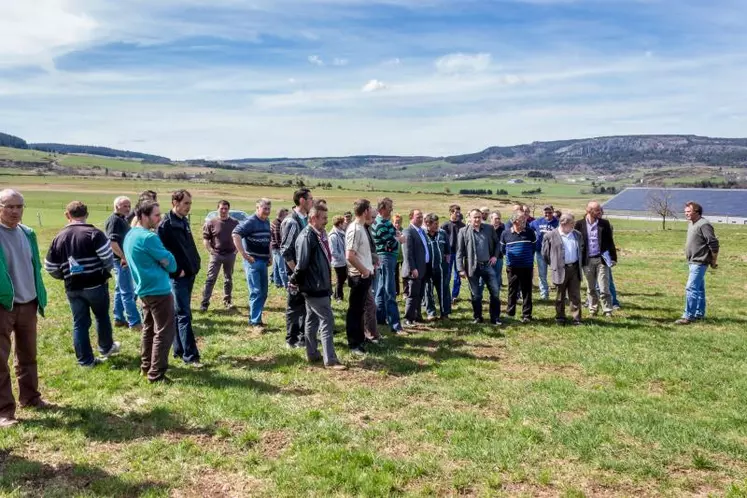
[603,187,747,218]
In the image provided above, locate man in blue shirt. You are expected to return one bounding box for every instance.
[233,198,273,330]
[530,205,559,300]
[500,208,537,323]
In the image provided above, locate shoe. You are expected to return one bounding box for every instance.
[555,318,567,325]
[149,375,173,384]
[0,416,19,428]
[367,338,382,345]
[130,323,143,331]
[403,320,416,327]
[185,361,204,369]
[603,311,613,318]
[589,310,598,317]
[350,347,366,357]
[82,358,105,368]
[114,320,128,328]
[224,302,236,310]
[674,318,693,325]
[451,297,458,305]
[307,355,323,364]
[613,305,621,310]
[24,399,54,410]
[101,341,121,359]
[572,320,583,326]
[492,319,503,326]
[521,317,532,324]
[472,317,484,324]
[249,323,266,333]
[199,306,208,313]
[325,362,348,371]
[427,314,438,321]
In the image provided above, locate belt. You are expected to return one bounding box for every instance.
[588,254,601,258]
[565,262,579,267]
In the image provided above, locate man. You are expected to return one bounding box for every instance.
[542,213,585,325]
[280,188,314,348]
[575,201,618,317]
[270,208,289,288]
[105,196,142,330]
[343,211,353,230]
[124,201,177,383]
[372,197,403,334]
[46,201,120,367]
[523,205,536,224]
[489,211,506,290]
[345,199,376,355]
[500,209,537,323]
[232,198,272,329]
[291,203,346,370]
[480,207,490,222]
[200,200,239,312]
[157,189,202,367]
[424,213,451,320]
[400,209,430,326]
[328,215,348,301]
[530,205,559,300]
[128,190,157,227]
[457,209,502,325]
[441,205,465,304]
[676,202,719,325]
[0,189,50,428]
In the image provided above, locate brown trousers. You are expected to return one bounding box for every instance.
[140,294,176,381]
[0,302,41,418]
[363,288,380,340]
[556,263,582,322]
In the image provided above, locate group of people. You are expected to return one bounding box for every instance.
[0,186,720,427]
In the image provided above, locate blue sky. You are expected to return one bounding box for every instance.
[1,0,745,159]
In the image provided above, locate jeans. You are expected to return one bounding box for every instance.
[271,249,288,287]
[683,263,708,320]
[536,251,550,299]
[494,258,504,290]
[375,253,402,331]
[171,275,200,363]
[244,258,269,325]
[112,260,141,327]
[201,253,236,308]
[66,284,114,366]
[449,254,461,299]
[467,263,501,322]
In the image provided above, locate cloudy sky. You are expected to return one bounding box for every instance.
[1,0,745,159]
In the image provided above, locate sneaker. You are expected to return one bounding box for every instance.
[101,341,121,359]
[603,311,613,318]
[674,318,693,325]
[613,305,621,310]
[367,338,382,345]
[199,305,208,312]
[572,320,583,326]
[492,319,503,326]
[130,323,143,331]
[185,361,204,369]
[521,317,532,324]
[0,416,19,428]
[403,319,416,327]
[350,347,366,357]
[472,317,484,324]
[325,362,348,371]
[82,358,105,368]
[224,302,236,310]
[114,320,128,328]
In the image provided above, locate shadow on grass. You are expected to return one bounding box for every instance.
[173,366,283,393]
[223,353,307,371]
[0,451,167,497]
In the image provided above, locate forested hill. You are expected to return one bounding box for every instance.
[0,132,27,149]
[30,144,171,163]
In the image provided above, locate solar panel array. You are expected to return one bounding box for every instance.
[603,188,747,217]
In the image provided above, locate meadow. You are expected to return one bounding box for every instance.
[1,176,746,497]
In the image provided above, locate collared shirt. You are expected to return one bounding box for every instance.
[586,218,600,257]
[472,225,491,262]
[412,224,430,263]
[311,225,331,262]
[559,229,579,264]
[345,220,374,276]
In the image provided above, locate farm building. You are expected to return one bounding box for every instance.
[602,187,747,224]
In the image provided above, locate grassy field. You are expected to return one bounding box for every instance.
[1,177,746,497]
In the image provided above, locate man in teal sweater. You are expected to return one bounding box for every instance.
[123,201,177,383]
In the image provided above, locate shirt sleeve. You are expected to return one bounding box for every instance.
[701,224,720,254]
[94,230,114,270]
[146,232,177,274]
[44,238,64,280]
[345,226,356,253]
[203,221,212,240]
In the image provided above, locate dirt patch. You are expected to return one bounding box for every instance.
[259,430,292,459]
[172,469,270,498]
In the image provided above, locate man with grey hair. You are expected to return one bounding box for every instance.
[542,213,585,325]
[233,198,273,329]
[500,208,537,323]
[0,189,50,427]
[574,200,617,317]
[105,195,142,330]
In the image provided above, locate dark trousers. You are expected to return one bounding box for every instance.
[0,302,41,419]
[141,294,176,381]
[66,284,114,366]
[333,266,347,300]
[556,263,582,322]
[404,271,427,322]
[346,274,372,349]
[286,290,306,346]
[201,253,236,308]
[395,262,401,295]
[171,275,200,363]
[506,266,533,319]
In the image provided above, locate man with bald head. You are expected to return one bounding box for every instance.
[0,189,50,427]
[575,201,618,317]
[400,208,430,326]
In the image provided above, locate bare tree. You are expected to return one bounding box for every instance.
[647,188,676,230]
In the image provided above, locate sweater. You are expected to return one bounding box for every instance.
[500,227,536,268]
[0,224,47,314]
[530,217,559,252]
[123,227,177,297]
[233,214,271,260]
[372,215,398,254]
[45,223,114,291]
[685,218,719,265]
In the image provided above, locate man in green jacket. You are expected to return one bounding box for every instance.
[0,189,50,428]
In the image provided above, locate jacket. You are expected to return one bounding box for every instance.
[157,211,201,278]
[280,209,306,265]
[0,224,47,315]
[328,227,347,268]
[427,229,449,274]
[400,224,428,279]
[45,223,113,291]
[440,219,465,254]
[541,229,585,286]
[456,224,501,277]
[574,217,618,267]
[291,226,332,297]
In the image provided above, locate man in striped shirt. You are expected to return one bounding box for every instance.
[45,201,120,366]
[500,208,537,323]
[372,197,403,334]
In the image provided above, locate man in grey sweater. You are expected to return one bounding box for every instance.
[675,201,719,325]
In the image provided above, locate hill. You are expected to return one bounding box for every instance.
[30,143,171,164]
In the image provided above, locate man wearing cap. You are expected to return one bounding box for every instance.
[530,205,559,300]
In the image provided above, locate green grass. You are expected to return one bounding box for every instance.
[1,178,746,496]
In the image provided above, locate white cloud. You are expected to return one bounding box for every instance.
[308,55,324,66]
[435,52,492,73]
[384,57,401,65]
[361,79,387,92]
[333,58,349,66]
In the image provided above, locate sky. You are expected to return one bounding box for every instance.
[0,0,745,159]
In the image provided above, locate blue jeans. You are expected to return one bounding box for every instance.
[271,249,288,287]
[112,260,141,327]
[467,263,501,322]
[536,251,549,298]
[66,284,114,366]
[171,275,200,363]
[494,258,504,290]
[449,254,461,299]
[683,263,707,320]
[375,253,402,331]
[245,258,269,325]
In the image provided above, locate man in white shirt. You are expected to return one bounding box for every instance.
[345,199,376,356]
[542,213,585,325]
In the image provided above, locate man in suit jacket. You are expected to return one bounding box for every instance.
[400,209,429,325]
[542,213,585,325]
[574,201,618,317]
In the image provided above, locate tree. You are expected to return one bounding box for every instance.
[647,188,676,230]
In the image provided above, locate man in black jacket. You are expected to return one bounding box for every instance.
[400,209,429,326]
[290,203,346,370]
[574,200,618,317]
[45,201,120,367]
[440,204,464,304]
[157,189,202,366]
